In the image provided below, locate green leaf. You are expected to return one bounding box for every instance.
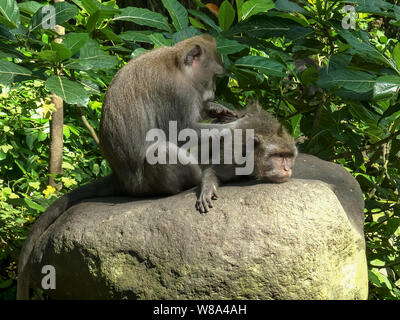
[373,75,400,100]
[338,30,393,68]
[86,10,100,32]
[37,131,47,142]
[231,66,264,87]
[317,69,376,93]
[0,24,16,41]
[25,132,36,150]
[131,48,148,58]
[275,0,307,14]
[235,55,285,77]
[290,113,302,138]
[45,75,89,106]
[82,0,120,31]
[50,42,72,61]
[0,43,24,58]
[189,17,206,30]
[395,4,400,20]
[79,78,100,95]
[119,30,153,43]
[325,54,353,72]
[97,6,120,19]
[172,27,202,44]
[30,2,79,33]
[344,132,364,168]
[0,60,32,85]
[217,37,248,55]
[224,13,310,40]
[100,28,122,43]
[236,0,244,18]
[161,0,188,31]
[193,0,206,7]
[0,149,6,161]
[384,217,400,237]
[368,269,393,290]
[148,33,173,47]
[218,0,235,30]
[36,50,57,62]
[63,33,89,55]
[240,0,274,21]
[393,43,400,70]
[0,0,20,28]
[52,2,79,24]
[81,0,98,15]
[188,9,221,32]
[92,163,100,176]
[81,0,120,17]
[36,42,72,63]
[300,67,318,86]
[65,39,117,71]
[380,102,400,119]
[24,198,45,212]
[347,0,394,17]
[348,102,380,127]
[113,7,171,32]
[18,1,43,16]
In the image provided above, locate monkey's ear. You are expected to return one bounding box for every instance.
[184,45,202,66]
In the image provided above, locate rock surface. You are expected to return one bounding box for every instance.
[28,154,368,299]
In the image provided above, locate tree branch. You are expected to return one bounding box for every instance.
[78,107,100,146]
[329,129,400,161]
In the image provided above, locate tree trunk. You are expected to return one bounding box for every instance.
[48,0,65,190]
[48,94,64,189]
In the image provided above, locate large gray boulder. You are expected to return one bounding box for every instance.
[28,154,368,299]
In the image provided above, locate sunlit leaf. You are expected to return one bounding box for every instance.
[373,75,400,101]
[0,60,31,85]
[0,0,20,28]
[161,0,188,31]
[113,7,171,32]
[218,0,235,30]
[235,55,285,77]
[45,76,89,106]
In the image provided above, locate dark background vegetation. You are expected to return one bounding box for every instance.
[0,0,399,299]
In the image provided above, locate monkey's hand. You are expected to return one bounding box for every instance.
[196,168,219,213]
[204,102,239,123]
[196,183,218,213]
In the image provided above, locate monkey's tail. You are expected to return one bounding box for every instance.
[16,174,117,300]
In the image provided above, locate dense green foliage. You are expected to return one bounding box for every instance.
[0,0,399,300]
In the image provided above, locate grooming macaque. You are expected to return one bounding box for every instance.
[99,33,241,196]
[17,34,239,299]
[196,106,298,213]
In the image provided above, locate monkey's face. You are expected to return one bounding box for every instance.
[252,135,297,183]
[182,36,224,102]
[192,52,224,101]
